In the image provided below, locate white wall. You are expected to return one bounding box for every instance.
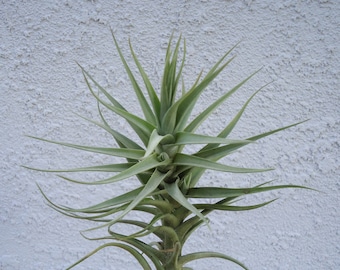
[1,0,339,269]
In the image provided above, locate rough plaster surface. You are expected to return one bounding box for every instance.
[1,0,339,269]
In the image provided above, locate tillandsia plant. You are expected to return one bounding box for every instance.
[26,31,309,270]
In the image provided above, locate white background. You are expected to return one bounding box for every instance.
[1,0,339,269]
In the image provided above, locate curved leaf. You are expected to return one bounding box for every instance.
[186,184,310,198]
[179,251,248,270]
[66,242,152,270]
[194,199,277,211]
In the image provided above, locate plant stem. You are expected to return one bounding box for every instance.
[164,242,182,270]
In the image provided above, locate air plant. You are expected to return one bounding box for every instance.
[26,31,308,270]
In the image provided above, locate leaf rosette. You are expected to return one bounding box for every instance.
[26,31,310,270]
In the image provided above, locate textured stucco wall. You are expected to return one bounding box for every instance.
[1,0,339,269]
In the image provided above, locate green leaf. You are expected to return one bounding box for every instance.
[173,52,236,132]
[76,199,170,219]
[186,186,252,198]
[66,242,152,270]
[118,214,169,240]
[76,111,143,150]
[198,83,268,152]
[174,153,271,174]
[139,198,174,214]
[160,34,184,119]
[69,186,145,213]
[58,153,166,185]
[129,39,161,120]
[196,120,309,161]
[179,251,248,270]
[86,170,172,232]
[247,120,309,141]
[175,197,236,245]
[186,184,310,198]
[26,135,145,159]
[78,64,125,109]
[194,199,277,211]
[143,129,175,158]
[122,238,166,268]
[121,238,166,268]
[174,37,186,100]
[158,35,186,134]
[185,70,261,133]
[36,184,138,221]
[174,132,251,145]
[164,179,208,224]
[107,169,172,226]
[111,32,157,125]
[95,102,154,185]
[80,67,155,145]
[80,229,166,268]
[24,163,133,173]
